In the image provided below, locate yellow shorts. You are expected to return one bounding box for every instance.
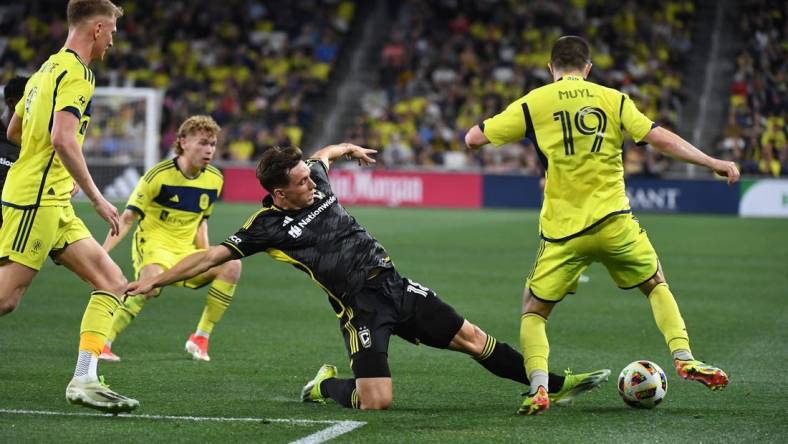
[131,231,211,289]
[526,214,659,302]
[0,204,91,270]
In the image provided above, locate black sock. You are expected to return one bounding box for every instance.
[319,378,359,408]
[474,336,565,392]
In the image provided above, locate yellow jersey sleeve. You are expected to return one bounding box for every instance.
[620,94,654,143]
[55,71,92,119]
[126,175,154,218]
[481,98,526,146]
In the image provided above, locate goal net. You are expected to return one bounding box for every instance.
[80,87,163,201]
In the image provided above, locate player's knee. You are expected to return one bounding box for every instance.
[0,298,19,316]
[359,391,392,410]
[219,259,242,282]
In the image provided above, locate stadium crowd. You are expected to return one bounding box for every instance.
[718,0,786,177]
[348,0,694,176]
[0,0,355,162]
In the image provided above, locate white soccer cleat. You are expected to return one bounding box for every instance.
[66,376,139,413]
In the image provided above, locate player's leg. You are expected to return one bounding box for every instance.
[601,214,728,390]
[639,270,729,389]
[184,258,242,361]
[53,213,138,412]
[101,264,164,361]
[518,238,589,415]
[0,260,38,315]
[0,205,46,314]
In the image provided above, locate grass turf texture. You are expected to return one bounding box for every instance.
[1,202,786,442]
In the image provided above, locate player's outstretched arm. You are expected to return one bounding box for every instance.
[102,209,140,253]
[311,143,376,169]
[51,110,120,233]
[127,245,234,297]
[464,125,490,150]
[643,126,740,184]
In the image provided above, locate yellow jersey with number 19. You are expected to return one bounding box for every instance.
[482,75,655,241]
[3,48,94,208]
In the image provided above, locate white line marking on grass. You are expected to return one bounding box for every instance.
[0,409,366,444]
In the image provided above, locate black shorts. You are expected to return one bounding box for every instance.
[339,268,465,378]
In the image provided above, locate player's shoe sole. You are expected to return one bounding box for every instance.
[675,359,729,390]
[301,364,338,403]
[518,385,550,416]
[550,369,611,406]
[185,335,210,361]
[66,377,139,414]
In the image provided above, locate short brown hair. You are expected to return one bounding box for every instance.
[550,35,591,72]
[172,115,221,155]
[256,146,303,193]
[67,0,123,27]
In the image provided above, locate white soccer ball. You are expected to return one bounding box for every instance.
[617,360,668,409]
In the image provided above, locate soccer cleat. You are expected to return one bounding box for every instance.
[98,344,121,362]
[185,334,210,361]
[518,385,550,416]
[675,359,729,390]
[66,376,139,413]
[550,368,612,406]
[301,364,338,404]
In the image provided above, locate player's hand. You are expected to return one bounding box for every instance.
[126,279,154,297]
[712,159,740,185]
[92,196,120,236]
[344,144,377,166]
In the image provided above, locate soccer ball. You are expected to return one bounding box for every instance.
[617,360,668,409]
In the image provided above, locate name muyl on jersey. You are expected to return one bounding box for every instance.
[222,160,391,317]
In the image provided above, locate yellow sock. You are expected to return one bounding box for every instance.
[108,294,147,342]
[196,279,236,334]
[79,291,122,356]
[648,283,691,355]
[520,313,550,380]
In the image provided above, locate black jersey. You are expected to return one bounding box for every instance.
[222,159,392,317]
[0,133,20,203]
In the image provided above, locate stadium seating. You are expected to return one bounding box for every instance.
[720,0,786,176]
[350,0,696,175]
[0,0,355,161]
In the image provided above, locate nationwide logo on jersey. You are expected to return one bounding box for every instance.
[170,195,179,203]
[314,190,325,200]
[358,327,372,349]
[199,193,209,210]
[282,216,294,226]
[288,225,303,239]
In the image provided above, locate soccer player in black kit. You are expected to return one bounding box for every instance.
[1,76,28,229]
[128,143,610,411]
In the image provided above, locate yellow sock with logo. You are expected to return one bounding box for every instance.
[108,294,147,342]
[74,291,122,379]
[520,313,550,392]
[196,279,236,335]
[648,283,692,356]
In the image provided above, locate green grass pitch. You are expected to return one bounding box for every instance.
[1,202,787,442]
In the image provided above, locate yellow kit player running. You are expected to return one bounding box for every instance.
[101,115,242,362]
[465,36,739,415]
[0,0,138,413]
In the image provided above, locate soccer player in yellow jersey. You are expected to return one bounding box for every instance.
[0,0,138,413]
[101,115,242,362]
[465,36,739,415]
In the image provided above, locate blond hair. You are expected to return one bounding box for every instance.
[67,0,123,27]
[172,115,221,155]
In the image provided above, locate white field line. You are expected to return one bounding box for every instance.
[0,409,366,444]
